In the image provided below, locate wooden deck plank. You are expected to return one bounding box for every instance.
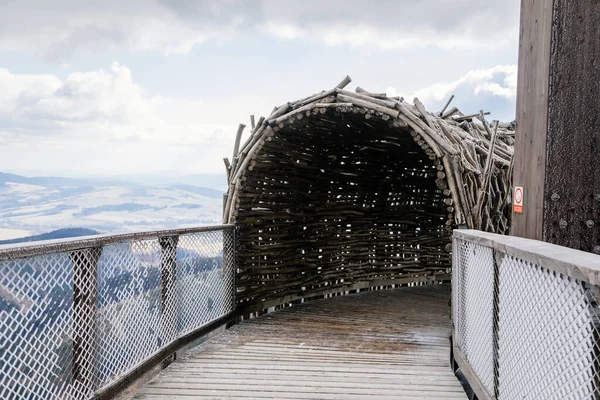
[130,284,466,399]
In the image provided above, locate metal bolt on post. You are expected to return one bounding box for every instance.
[559,219,568,229]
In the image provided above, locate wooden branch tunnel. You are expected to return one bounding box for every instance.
[224,77,515,309]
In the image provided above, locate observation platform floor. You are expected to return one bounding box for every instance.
[131,284,466,399]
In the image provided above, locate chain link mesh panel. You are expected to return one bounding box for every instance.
[453,236,600,400]
[96,241,164,389]
[497,255,597,400]
[453,238,495,396]
[176,231,235,337]
[0,226,235,400]
[0,252,75,400]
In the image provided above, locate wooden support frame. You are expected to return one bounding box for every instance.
[512,0,600,254]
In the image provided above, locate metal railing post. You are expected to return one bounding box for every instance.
[159,236,179,351]
[492,250,501,399]
[585,283,600,394]
[223,227,237,309]
[70,246,102,396]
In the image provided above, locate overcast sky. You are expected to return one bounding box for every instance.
[0,0,521,178]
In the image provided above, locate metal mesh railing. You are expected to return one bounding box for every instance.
[453,230,600,400]
[453,239,495,395]
[0,225,235,400]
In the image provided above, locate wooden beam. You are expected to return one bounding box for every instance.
[543,0,600,253]
[511,0,553,240]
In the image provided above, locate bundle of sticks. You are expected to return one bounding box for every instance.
[223,75,514,306]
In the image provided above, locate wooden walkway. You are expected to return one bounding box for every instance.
[131,284,466,400]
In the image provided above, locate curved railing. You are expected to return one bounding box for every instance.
[0,225,236,400]
[14,223,600,400]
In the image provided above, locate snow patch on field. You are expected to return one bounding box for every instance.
[0,179,223,236]
[5,182,46,192]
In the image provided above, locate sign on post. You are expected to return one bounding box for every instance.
[514,186,524,214]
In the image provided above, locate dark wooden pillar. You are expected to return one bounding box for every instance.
[512,0,600,254]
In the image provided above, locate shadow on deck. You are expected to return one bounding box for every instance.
[131,284,466,399]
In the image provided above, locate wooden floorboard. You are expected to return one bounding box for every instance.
[130,284,466,399]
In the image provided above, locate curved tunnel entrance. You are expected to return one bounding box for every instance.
[223,80,514,309]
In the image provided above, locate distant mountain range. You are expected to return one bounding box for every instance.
[0,172,226,241]
[0,172,228,191]
[0,172,226,198]
[0,228,100,245]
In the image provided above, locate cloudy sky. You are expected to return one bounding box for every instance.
[0,0,520,178]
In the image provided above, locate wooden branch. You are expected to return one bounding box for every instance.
[440,94,455,116]
[474,118,500,229]
[223,157,231,182]
[454,112,491,122]
[232,123,245,159]
[442,155,463,225]
[230,123,246,173]
[295,89,337,108]
[336,94,400,119]
[336,75,352,89]
[413,98,437,130]
[315,102,354,108]
[254,116,265,133]
[267,103,292,121]
[355,86,389,99]
[336,89,397,109]
[395,102,458,155]
[442,107,459,119]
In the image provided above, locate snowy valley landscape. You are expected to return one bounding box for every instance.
[0,172,226,242]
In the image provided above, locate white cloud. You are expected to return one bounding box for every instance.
[0,0,520,59]
[262,22,305,40]
[404,65,518,102]
[387,65,518,120]
[0,64,255,176]
[266,23,512,51]
[0,62,520,180]
[0,70,62,112]
[0,1,235,60]
[259,0,519,51]
[29,63,149,125]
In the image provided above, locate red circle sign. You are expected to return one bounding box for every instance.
[515,187,523,204]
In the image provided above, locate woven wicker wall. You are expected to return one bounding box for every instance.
[225,78,514,309]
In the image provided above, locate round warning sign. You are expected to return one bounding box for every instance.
[514,186,523,214]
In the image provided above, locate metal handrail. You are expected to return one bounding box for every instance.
[452,229,600,400]
[0,224,236,400]
[454,229,600,284]
[0,224,235,261]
